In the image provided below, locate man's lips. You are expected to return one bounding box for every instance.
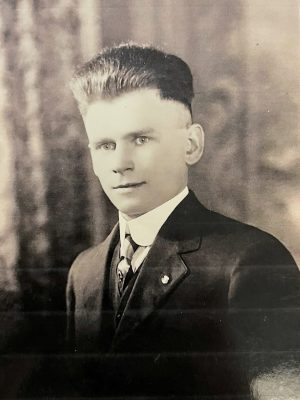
[113,182,146,189]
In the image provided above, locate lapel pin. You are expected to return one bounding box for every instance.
[161,274,170,285]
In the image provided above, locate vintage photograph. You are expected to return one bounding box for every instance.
[0,1,300,398]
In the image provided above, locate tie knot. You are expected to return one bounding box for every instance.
[121,234,138,261]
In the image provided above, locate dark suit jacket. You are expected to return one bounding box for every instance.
[66,191,300,397]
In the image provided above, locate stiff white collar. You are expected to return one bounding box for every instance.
[119,187,189,247]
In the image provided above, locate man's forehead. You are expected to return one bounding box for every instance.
[84,88,191,130]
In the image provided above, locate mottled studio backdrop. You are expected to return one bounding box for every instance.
[0,0,299,370]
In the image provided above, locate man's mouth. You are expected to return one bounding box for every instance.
[113,182,146,189]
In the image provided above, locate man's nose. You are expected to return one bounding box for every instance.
[112,145,134,174]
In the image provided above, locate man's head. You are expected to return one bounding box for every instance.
[70,44,204,219]
[70,43,194,116]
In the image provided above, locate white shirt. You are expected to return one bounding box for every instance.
[118,187,189,273]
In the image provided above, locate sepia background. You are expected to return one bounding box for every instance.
[0,0,299,396]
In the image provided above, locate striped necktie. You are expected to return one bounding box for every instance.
[117,233,138,294]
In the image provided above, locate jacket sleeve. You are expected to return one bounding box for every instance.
[228,235,300,384]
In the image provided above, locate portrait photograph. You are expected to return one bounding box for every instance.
[0,1,299,399]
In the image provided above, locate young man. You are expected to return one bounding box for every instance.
[67,44,300,397]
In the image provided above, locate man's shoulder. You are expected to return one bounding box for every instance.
[68,222,119,277]
[68,243,103,277]
[205,207,291,251]
[182,192,281,243]
[205,208,299,272]
[182,193,296,264]
[74,242,103,263]
[206,207,275,240]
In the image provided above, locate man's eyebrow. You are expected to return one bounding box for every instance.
[88,128,155,148]
[123,128,155,138]
[88,138,113,148]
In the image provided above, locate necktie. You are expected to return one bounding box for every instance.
[117,234,138,294]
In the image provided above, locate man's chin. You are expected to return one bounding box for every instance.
[114,201,149,220]
[107,190,160,219]
[118,208,146,220]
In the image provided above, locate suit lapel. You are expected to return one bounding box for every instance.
[78,224,119,349]
[112,192,204,348]
[82,223,119,307]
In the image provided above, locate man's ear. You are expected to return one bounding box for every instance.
[185,123,205,165]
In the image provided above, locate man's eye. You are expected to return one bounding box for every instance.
[96,142,115,151]
[135,136,149,145]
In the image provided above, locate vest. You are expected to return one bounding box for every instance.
[101,242,141,351]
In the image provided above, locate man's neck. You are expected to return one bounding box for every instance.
[118,187,189,247]
[120,186,189,221]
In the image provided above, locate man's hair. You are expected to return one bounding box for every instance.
[70,43,194,115]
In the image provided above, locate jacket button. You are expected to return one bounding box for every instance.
[161,274,170,285]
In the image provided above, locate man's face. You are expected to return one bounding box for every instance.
[83,89,191,219]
